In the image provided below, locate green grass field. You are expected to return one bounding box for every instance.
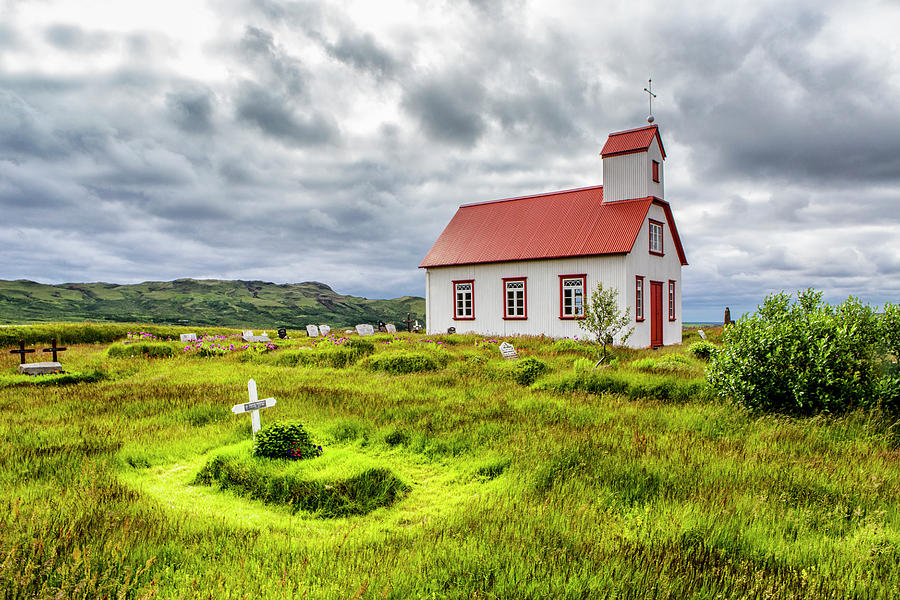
[1,326,898,599]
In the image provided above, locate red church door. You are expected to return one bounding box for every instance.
[650,281,663,348]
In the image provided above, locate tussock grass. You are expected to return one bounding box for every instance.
[1,328,898,598]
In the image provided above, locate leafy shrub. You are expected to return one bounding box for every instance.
[882,303,900,360]
[363,351,448,374]
[107,342,175,359]
[253,421,322,460]
[707,290,893,414]
[514,357,548,385]
[688,340,718,361]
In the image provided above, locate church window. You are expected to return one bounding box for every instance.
[652,160,660,183]
[636,276,644,321]
[559,275,586,319]
[453,280,474,320]
[649,220,664,255]
[668,280,676,321]
[503,278,527,319]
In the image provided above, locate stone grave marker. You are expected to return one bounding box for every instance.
[319,325,331,337]
[242,330,271,343]
[355,324,375,337]
[499,341,518,360]
[306,325,320,337]
[231,379,277,439]
[277,328,287,339]
[413,320,422,332]
[447,327,456,334]
[698,329,707,340]
[180,333,197,343]
[385,323,397,334]
[377,320,387,332]
[9,340,35,364]
[403,312,414,332]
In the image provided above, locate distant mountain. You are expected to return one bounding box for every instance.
[0,279,425,329]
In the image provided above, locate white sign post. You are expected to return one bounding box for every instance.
[232,379,276,439]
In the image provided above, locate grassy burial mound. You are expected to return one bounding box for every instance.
[1,319,899,599]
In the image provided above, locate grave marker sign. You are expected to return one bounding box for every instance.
[180,333,197,343]
[41,339,67,362]
[355,324,375,337]
[319,325,331,337]
[231,379,276,439]
[698,330,707,340]
[499,342,518,360]
[9,340,36,365]
[306,325,320,337]
[385,323,397,334]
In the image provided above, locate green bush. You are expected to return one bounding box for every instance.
[707,290,893,414]
[106,342,175,359]
[253,421,322,460]
[688,340,718,361]
[882,303,900,360]
[363,351,448,374]
[514,357,548,385]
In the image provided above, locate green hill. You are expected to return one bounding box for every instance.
[0,279,425,329]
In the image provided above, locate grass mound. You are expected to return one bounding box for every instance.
[107,342,175,359]
[536,369,710,403]
[363,350,450,374]
[193,455,409,517]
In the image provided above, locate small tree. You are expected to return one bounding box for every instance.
[577,283,634,365]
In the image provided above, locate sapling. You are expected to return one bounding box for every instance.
[577,283,633,367]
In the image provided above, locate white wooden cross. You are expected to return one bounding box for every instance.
[231,379,276,439]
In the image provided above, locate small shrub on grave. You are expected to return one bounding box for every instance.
[253,421,322,461]
[514,357,548,386]
[688,340,719,361]
[106,342,175,359]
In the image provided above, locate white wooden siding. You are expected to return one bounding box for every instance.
[625,203,683,346]
[425,255,632,343]
[602,138,664,202]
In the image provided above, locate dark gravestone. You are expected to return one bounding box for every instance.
[447,327,456,334]
[9,340,36,364]
[277,328,287,339]
[403,312,414,333]
[724,307,732,325]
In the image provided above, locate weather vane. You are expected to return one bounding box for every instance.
[643,78,656,123]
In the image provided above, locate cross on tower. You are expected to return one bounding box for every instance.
[42,339,67,362]
[643,78,657,123]
[9,340,36,365]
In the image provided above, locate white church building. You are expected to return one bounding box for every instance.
[419,124,687,348]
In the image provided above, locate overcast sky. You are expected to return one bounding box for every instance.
[1,0,899,321]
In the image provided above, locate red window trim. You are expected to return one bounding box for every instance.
[652,160,660,183]
[558,274,587,320]
[649,219,664,257]
[502,277,528,320]
[635,276,645,322]
[668,280,676,321]
[452,279,475,321]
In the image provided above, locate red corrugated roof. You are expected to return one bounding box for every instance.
[419,186,688,268]
[600,125,666,159]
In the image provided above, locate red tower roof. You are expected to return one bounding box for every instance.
[600,125,666,159]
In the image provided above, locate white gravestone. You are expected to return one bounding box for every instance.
[319,325,331,337]
[242,330,271,343]
[499,342,518,360]
[385,323,397,334]
[180,333,197,343]
[698,330,707,340]
[306,325,320,337]
[355,324,375,337]
[231,379,277,439]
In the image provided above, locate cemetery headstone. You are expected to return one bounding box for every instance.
[242,330,254,341]
[499,341,518,360]
[345,329,354,335]
[403,312,414,333]
[385,323,397,334]
[319,325,331,337]
[231,379,277,439]
[413,320,421,332]
[277,328,287,339]
[724,307,732,325]
[242,330,271,343]
[41,339,67,362]
[355,324,375,337]
[306,325,320,338]
[377,321,387,332]
[180,333,197,343]
[447,327,456,334]
[698,329,707,340]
